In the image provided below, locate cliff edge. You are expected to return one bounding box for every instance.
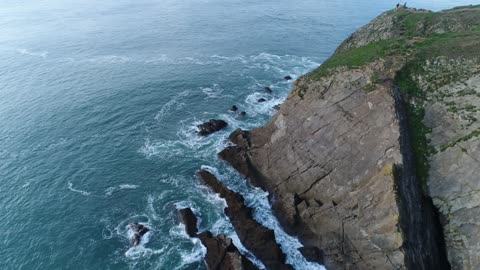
[220,5,480,270]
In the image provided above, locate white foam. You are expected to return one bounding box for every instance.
[87,55,132,64]
[119,184,139,189]
[105,186,116,197]
[16,48,48,58]
[201,84,223,98]
[105,184,139,197]
[154,90,190,122]
[174,237,206,270]
[67,182,91,196]
[138,138,184,159]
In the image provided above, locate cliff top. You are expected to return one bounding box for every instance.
[306,5,480,81]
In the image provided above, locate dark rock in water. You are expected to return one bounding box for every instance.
[178,208,198,237]
[263,87,272,94]
[197,119,228,136]
[196,169,293,270]
[284,75,292,80]
[239,111,246,116]
[198,231,259,270]
[177,207,259,270]
[129,223,150,246]
[257,98,266,103]
[273,104,281,110]
[231,105,238,112]
[298,246,324,264]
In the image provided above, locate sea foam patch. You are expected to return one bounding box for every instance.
[67,182,91,196]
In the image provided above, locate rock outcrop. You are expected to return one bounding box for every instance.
[220,62,411,269]
[197,119,228,136]
[196,169,294,270]
[413,58,480,270]
[129,223,150,246]
[220,5,480,270]
[178,208,198,237]
[177,207,259,270]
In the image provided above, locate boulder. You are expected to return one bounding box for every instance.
[257,98,266,103]
[178,208,198,237]
[231,105,238,112]
[239,111,247,117]
[197,119,228,136]
[284,75,292,80]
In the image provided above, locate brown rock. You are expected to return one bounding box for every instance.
[218,60,445,269]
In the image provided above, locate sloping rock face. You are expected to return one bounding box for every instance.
[219,6,480,270]
[417,58,480,270]
[220,62,408,269]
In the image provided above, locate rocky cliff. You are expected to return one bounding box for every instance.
[220,5,480,270]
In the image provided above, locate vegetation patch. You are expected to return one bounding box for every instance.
[307,39,406,80]
[395,60,435,191]
[439,129,480,152]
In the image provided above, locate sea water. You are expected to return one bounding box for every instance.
[0,0,471,269]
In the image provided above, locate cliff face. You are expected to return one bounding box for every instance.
[220,5,480,270]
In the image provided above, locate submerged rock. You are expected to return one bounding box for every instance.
[239,111,247,117]
[129,223,150,246]
[263,87,272,94]
[177,207,259,270]
[257,98,266,103]
[197,119,228,136]
[196,169,293,270]
[231,105,238,112]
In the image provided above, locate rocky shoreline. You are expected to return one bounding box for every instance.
[183,5,480,270]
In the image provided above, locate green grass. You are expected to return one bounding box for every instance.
[306,8,480,82]
[414,32,480,59]
[307,39,405,80]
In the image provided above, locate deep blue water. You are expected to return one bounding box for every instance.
[0,0,473,269]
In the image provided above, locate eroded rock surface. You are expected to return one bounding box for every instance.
[419,59,480,270]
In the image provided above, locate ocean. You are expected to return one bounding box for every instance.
[0,0,472,269]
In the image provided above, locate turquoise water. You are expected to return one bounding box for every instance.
[0,0,472,269]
